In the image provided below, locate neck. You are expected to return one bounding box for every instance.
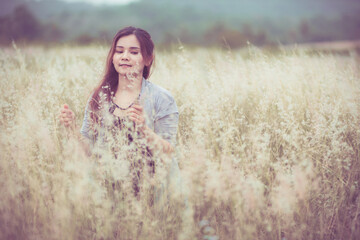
[116,74,143,93]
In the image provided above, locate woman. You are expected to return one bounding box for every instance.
[59,26,179,199]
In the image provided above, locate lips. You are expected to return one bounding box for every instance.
[119,64,132,67]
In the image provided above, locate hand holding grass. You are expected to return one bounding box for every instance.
[59,104,76,130]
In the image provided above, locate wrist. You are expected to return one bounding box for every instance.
[141,125,153,141]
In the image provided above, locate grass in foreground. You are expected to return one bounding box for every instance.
[0,44,359,239]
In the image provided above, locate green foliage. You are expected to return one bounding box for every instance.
[0,4,64,44]
[0,5,41,43]
[1,0,360,47]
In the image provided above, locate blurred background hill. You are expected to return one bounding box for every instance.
[0,0,359,48]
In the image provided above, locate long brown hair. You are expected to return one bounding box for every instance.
[89,26,155,127]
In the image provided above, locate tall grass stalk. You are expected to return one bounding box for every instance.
[0,44,359,239]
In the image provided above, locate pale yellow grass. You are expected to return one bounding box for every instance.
[0,44,359,240]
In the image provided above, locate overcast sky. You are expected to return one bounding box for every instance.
[62,0,138,5]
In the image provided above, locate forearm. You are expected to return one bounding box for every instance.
[142,125,174,155]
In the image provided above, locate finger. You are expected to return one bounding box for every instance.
[60,108,72,115]
[128,116,138,123]
[127,108,142,116]
[128,113,138,120]
[60,105,74,114]
[64,120,74,126]
[129,118,143,126]
[131,104,143,111]
[61,111,74,119]
[61,112,70,118]
[128,113,140,121]
[129,112,143,120]
[59,114,66,121]
[129,114,144,124]
[65,110,73,116]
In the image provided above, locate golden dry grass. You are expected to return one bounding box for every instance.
[0,43,359,240]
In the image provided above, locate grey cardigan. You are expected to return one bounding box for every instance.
[80,79,179,148]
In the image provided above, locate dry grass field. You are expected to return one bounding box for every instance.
[0,43,359,240]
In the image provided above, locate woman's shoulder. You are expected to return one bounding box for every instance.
[144,80,175,102]
[144,80,178,117]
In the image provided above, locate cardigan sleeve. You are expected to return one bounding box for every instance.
[80,96,96,142]
[154,90,179,146]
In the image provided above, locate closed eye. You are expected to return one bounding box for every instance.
[115,50,138,55]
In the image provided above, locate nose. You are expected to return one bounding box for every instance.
[121,51,129,60]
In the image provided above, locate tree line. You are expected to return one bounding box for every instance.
[1,4,359,48]
[0,5,64,45]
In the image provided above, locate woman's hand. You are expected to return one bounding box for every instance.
[116,104,174,154]
[58,104,90,155]
[127,104,146,130]
[59,104,76,129]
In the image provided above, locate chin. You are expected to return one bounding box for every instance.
[120,72,140,78]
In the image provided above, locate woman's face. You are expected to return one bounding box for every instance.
[112,34,145,78]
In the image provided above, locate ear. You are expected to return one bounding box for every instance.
[145,55,154,67]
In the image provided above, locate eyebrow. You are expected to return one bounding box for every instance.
[116,46,140,50]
